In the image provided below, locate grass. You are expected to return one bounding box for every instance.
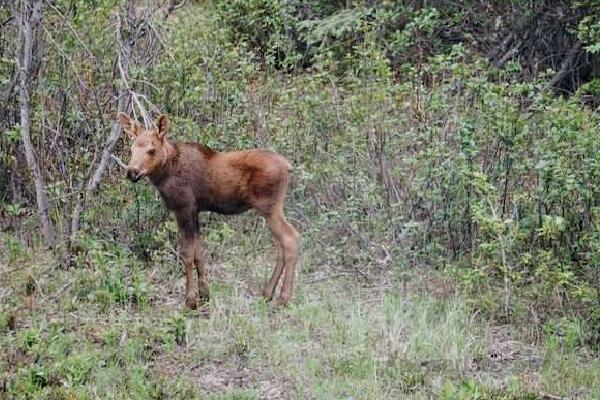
[0,227,598,400]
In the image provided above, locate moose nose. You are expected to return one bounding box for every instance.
[127,169,140,182]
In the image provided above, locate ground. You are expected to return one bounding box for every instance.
[0,225,598,399]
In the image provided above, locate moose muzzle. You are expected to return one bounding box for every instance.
[126,168,142,182]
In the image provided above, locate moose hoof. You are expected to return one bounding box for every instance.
[274,295,291,308]
[185,293,197,310]
[198,285,210,305]
[262,287,274,301]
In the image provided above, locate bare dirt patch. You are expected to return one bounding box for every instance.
[157,354,296,399]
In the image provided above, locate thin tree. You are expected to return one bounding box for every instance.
[18,0,55,247]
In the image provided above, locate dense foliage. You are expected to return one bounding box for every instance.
[0,0,599,397]
[1,0,598,335]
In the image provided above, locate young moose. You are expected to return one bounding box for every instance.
[118,113,300,309]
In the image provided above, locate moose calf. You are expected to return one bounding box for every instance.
[118,113,300,309]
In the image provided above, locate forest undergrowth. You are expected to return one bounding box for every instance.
[1,1,599,398]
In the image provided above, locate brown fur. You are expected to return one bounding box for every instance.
[118,113,300,309]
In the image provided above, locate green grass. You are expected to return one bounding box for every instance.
[1,230,598,399]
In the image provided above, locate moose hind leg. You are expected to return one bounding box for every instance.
[265,210,299,306]
[262,238,285,301]
[277,221,299,306]
[194,237,210,304]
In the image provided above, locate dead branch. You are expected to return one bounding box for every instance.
[539,393,565,400]
[110,154,128,170]
[489,33,515,61]
[495,40,523,68]
[165,0,186,20]
[545,42,582,91]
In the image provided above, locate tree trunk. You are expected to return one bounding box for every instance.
[18,0,55,247]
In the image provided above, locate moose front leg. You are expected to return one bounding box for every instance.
[176,209,200,309]
[180,234,197,309]
[194,237,210,304]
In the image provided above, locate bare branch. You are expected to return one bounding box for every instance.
[544,42,582,91]
[110,154,128,170]
[495,40,522,68]
[165,0,186,20]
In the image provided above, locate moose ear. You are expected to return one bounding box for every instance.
[118,112,139,140]
[156,114,169,141]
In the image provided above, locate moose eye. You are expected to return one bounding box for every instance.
[148,149,156,156]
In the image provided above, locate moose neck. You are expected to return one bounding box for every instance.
[148,140,178,186]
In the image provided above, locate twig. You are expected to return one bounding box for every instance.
[0,16,14,29]
[110,154,128,170]
[330,264,369,281]
[43,0,95,59]
[41,280,73,302]
[538,393,565,400]
[165,0,186,20]
[40,22,104,122]
[303,273,347,284]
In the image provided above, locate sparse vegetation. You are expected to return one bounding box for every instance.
[1,0,599,398]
